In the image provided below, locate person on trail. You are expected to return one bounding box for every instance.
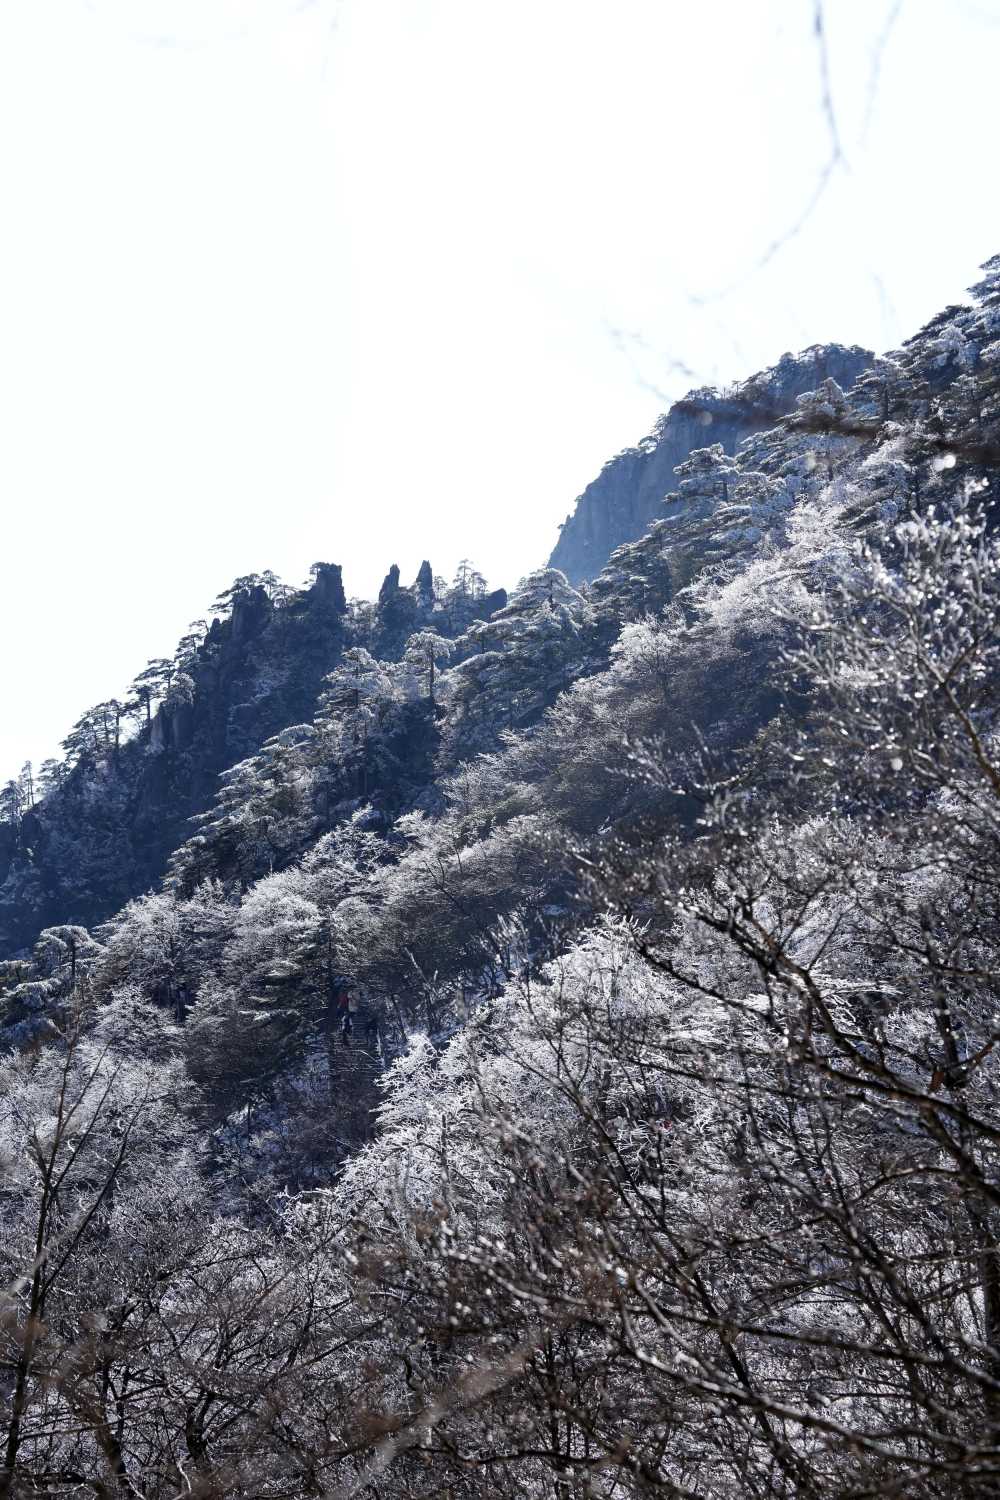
[333,982,353,1040]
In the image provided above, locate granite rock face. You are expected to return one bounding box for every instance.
[0,550,510,956]
[0,569,351,954]
[549,344,874,584]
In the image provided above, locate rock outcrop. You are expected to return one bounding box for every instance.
[0,569,351,954]
[549,344,873,583]
[0,550,510,956]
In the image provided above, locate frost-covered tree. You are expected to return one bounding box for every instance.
[314,647,403,806]
[443,569,592,749]
[0,1003,198,1497]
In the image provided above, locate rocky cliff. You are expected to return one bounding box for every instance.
[0,557,510,957]
[548,344,874,583]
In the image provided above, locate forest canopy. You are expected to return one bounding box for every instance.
[3,260,1000,1498]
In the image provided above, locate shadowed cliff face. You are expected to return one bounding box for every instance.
[549,344,874,584]
[0,558,513,959]
[0,570,352,956]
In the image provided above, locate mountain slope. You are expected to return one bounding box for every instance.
[2,259,1000,1497]
[548,342,873,583]
[0,561,506,956]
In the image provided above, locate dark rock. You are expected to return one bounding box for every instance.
[309,563,347,615]
[229,585,273,642]
[414,560,434,606]
[479,588,508,617]
[374,564,419,659]
[378,564,401,607]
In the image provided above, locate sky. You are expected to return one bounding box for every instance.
[2,0,999,779]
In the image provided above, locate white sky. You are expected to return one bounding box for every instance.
[2,0,999,779]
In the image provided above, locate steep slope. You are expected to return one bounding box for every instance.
[0,568,350,955]
[2,261,1000,1498]
[0,561,505,956]
[548,342,873,583]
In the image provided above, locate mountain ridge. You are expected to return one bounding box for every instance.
[548,341,874,582]
[2,257,1000,1495]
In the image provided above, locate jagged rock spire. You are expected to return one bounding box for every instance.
[415,559,434,605]
[308,562,347,615]
[378,564,401,607]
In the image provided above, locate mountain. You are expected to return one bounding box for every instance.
[0,343,877,962]
[548,342,873,582]
[2,258,1000,1497]
[0,560,506,956]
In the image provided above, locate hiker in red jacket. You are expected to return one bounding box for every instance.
[333,983,353,1040]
